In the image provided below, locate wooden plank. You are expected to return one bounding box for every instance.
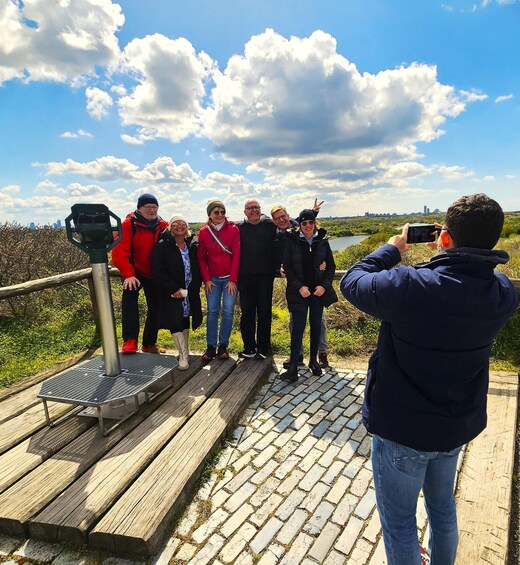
[456,371,518,565]
[29,358,236,544]
[0,416,96,494]
[0,358,202,536]
[89,358,271,558]
[0,400,74,455]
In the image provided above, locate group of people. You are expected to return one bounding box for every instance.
[110,191,518,564]
[111,193,338,379]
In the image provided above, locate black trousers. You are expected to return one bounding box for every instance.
[290,295,323,365]
[239,274,274,354]
[121,275,160,346]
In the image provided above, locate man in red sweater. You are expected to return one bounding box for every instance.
[111,193,168,353]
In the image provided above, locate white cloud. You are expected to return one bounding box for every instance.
[495,93,513,103]
[0,0,124,85]
[116,34,216,142]
[459,89,488,102]
[204,29,468,190]
[42,155,201,185]
[0,184,21,195]
[60,129,93,139]
[86,87,113,119]
[436,165,475,181]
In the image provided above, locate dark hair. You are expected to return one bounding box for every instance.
[445,193,504,249]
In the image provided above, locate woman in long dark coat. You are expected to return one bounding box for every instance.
[151,215,202,369]
[281,209,338,382]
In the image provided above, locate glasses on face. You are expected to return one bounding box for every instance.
[245,205,260,211]
[212,210,226,216]
[142,204,158,210]
[171,222,187,228]
[300,220,315,227]
[273,213,288,222]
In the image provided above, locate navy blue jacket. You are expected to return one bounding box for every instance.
[340,244,518,451]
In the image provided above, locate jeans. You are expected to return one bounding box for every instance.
[372,434,462,565]
[205,276,237,347]
[289,312,328,354]
[121,275,160,346]
[290,295,324,364]
[239,274,274,354]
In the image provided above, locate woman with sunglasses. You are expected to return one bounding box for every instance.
[197,199,241,361]
[280,209,338,382]
[151,214,203,370]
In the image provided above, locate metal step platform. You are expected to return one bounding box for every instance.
[38,353,179,435]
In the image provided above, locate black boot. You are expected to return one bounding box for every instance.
[308,359,322,376]
[280,364,299,383]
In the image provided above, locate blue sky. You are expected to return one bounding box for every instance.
[1,0,519,225]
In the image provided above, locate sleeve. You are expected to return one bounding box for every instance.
[283,239,304,291]
[110,219,135,279]
[339,243,407,320]
[151,243,180,294]
[321,242,336,287]
[196,228,211,282]
[229,226,241,283]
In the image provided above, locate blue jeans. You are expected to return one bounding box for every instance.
[372,435,462,565]
[205,276,237,348]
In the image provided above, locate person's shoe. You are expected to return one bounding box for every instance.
[420,547,430,565]
[255,351,267,360]
[308,360,322,376]
[318,351,329,368]
[283,354,303,369]
[216,344,229,360]
[202,345,216,362]
[238,349,256,359]
[141,344,165,354]
[121,339,138,354]
[279,364,298,383]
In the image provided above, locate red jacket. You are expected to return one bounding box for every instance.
[197,219,240,282]
[111,212,168,279]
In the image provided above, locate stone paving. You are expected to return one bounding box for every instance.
[0,362,430,564]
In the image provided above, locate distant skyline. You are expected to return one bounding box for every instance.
[1,0,520,225]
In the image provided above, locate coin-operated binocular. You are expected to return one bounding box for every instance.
[66,203,122,263]
[65,204,122,376]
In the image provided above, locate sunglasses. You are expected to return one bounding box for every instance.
[245,205,260,211]
[212,210,226,216]
[300,220,315,226]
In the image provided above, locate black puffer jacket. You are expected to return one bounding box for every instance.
[283,227,338,312]
[151,230,203,332]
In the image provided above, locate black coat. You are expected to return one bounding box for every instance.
[284,227,338,312]
[151,230,203,332]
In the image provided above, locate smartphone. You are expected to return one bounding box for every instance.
[407,223,438,244]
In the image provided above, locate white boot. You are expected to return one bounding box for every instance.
[182,329,190,366]
[172,331,189,370]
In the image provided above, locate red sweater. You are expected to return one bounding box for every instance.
[197,220,241,282]
[111,212,168,279]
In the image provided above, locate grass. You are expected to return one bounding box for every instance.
[0,235,518,388]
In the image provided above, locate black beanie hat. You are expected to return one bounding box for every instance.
[137,193,159,208]
[296,209,316,224]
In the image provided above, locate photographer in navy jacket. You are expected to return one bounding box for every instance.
[340,193,518,565]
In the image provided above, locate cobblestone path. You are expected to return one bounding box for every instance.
[0,364,430,564]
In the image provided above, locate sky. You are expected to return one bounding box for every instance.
[1,0,519,226]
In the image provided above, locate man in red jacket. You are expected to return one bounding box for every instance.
[111,193,168,353]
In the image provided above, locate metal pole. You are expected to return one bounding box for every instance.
[91,263,121,376]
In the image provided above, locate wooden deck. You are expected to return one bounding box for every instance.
[0,353,271,559]
[0,356,517,562]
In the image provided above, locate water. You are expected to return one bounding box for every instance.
[328,234,369,252]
